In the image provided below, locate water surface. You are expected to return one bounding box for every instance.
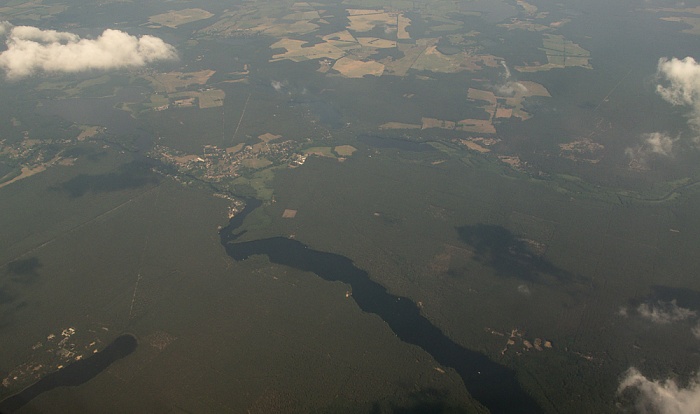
[219,199,540,413]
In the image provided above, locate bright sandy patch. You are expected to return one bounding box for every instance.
[334,145,357,156]
[467,88,497,104]
[397,14,411,39]
[0,165,46,189]
[495,107,513,118]
[144,70,216,94]
[270,38,345,62]
[149,8,214,28]
[460,139,490,153]
[332,57,384,78]
[170,89,226,108]
[347,9,397,32]
[76,126,103,141]
[379,122,421,130]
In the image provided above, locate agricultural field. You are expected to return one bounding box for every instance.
[516,34,592,72]
[142,70,216,94]
[659,16,700,35]
[0,0,66,20]
[331,57,384,78]
[270,38,345,62]
[334,145,357,156]
[4,0,700,412]
[148,8,214,28]
[170,89,226,109]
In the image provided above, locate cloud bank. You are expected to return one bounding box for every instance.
[693,323,700,339]
[626,132,678,166]
[0,21,9,37]
[621,297,700,339]
[629,56,700,163]
[644,132,676,156]
[494,61,527,96]
[619,368,700,414]
[657,57,700,111]
[637,300,696,324]
[0,24,176,79]
[656,56,700,137]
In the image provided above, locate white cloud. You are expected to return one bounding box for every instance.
[626,132,677,168]
[493,61,527,96]
[0,21,10,37]
[496,81,527,96]
[657,57,700,107]
[637,300,696,324]
[517,284,531,295]
[618,367,700,414]
[656,56,700,136]
[645,132,675,156]
[271,80,284,92]
[631,56,700,161]
[693,323,700,339]
[501,60,511,79]
[0,25,177,79]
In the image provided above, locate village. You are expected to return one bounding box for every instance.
[149,133,307,184]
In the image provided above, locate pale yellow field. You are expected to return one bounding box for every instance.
[379,122,421,130]
[169,89,225,109]
[149,8,214,28]
[283,11,321,20]
[392,116,496,134]
[460,140,491,153]
[250,133,282,153]
[660,16,700,35]
[172,97,196,107]
[76,126,103,141]
[422,117,456,130]
[332,57,385,78]
[324,30,358,43]
[381,42,429,76]
[0,1,67,20]
[517,81,551,97]
[397,14,411,39]
[322,31,362,51]
[499,20,550,32]
[657,5,700,14]
[270,38,345,62]
[456,119,496,134]
[334,145,357,156]
[495,107,513,118]
[347,10,397,32]
[144,70,216,93]
[259,133,282,142]
[468,88,497,104]
[411,46,499,74]
[173,154,201,163]
[516,0,538,15]
[262,21,319,37]
[412,46,468,73]
[515,35,591,71]
[304,147,335,157]
[226,143,245,154]
[0,165,46,189]
[503,81,551,119]
[198,89,226,108]
[515,63,559,72]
